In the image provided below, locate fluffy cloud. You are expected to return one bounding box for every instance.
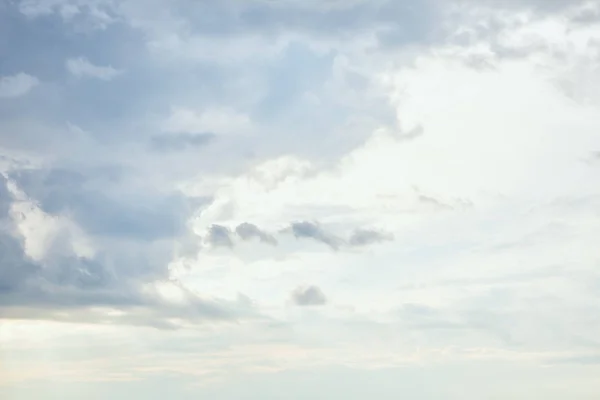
[291,285,327,306]
[205,224,234,248]
[235,222,278,245]
[0,73,39,98]
[2,0,600,397]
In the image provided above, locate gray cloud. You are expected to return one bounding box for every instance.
[206,224,234,248]
[0,233,38,295]
[348,229,393,247]
[8,167,190,241]
[235,222,277,245]
[286,222,393,249]
[288,221,343,250]
[291,285,327,306]
[150,133,215,152]
[0,235,248,327]
[0,173,11,216]
[0,171,249,327]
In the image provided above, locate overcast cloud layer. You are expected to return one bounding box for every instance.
[2,0,600,399]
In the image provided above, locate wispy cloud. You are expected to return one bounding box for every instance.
[287,221,344,250]
[66,57,122,81]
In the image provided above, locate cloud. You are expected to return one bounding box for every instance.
[18,0,116,28]
[291,285,327,306]
[0,170,250,327]
[163,107,251,135]
[205,225,234,248]
[3,0,600,393]
[235,222,277,245]
[150,133,215,152]
[288,221,343,250]
[348,229,393,247]
[8,167,190,241]
[66,57,122,80]
[0,73,39,98]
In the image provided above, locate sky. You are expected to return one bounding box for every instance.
[1,0,600,398]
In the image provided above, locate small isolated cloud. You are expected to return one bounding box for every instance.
[288,221,343,250]
[291,285,327,306]
[205,224,234,248]
[0,73,39,98]
[235,222,277,245]
[348,229,394,247]
[150,133,215,152]
[66,57,122,81]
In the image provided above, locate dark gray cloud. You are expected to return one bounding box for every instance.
[0,280,249,328]
[0,173,12,216]
[8,167,190,241]
[206,224,234,248]
[0,171,248,326]
[150,133,215,152]
[288,221,343,250]
[291,285,327,306]
[348,229,393,247]
[235,222,277,245]
[286,222,393,249]
[0,232,38,294]
[0,176,37,294]
[0,233,248,326]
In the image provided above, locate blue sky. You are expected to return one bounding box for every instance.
[2,0,600,398]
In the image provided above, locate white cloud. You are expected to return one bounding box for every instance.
[169,8,600,367]
[66,57,122,81]
[0,73,39,98]
[4,0,600,397]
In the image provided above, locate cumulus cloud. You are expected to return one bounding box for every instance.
[8,167,189,241]
[0,172,250,327]
[291,285,327,306]
[205,225,234,248]
[235,222,278,245]
[3,0,600,393]
[288,221,343,250]
[66,57,122,80]
[0,73,39,98]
